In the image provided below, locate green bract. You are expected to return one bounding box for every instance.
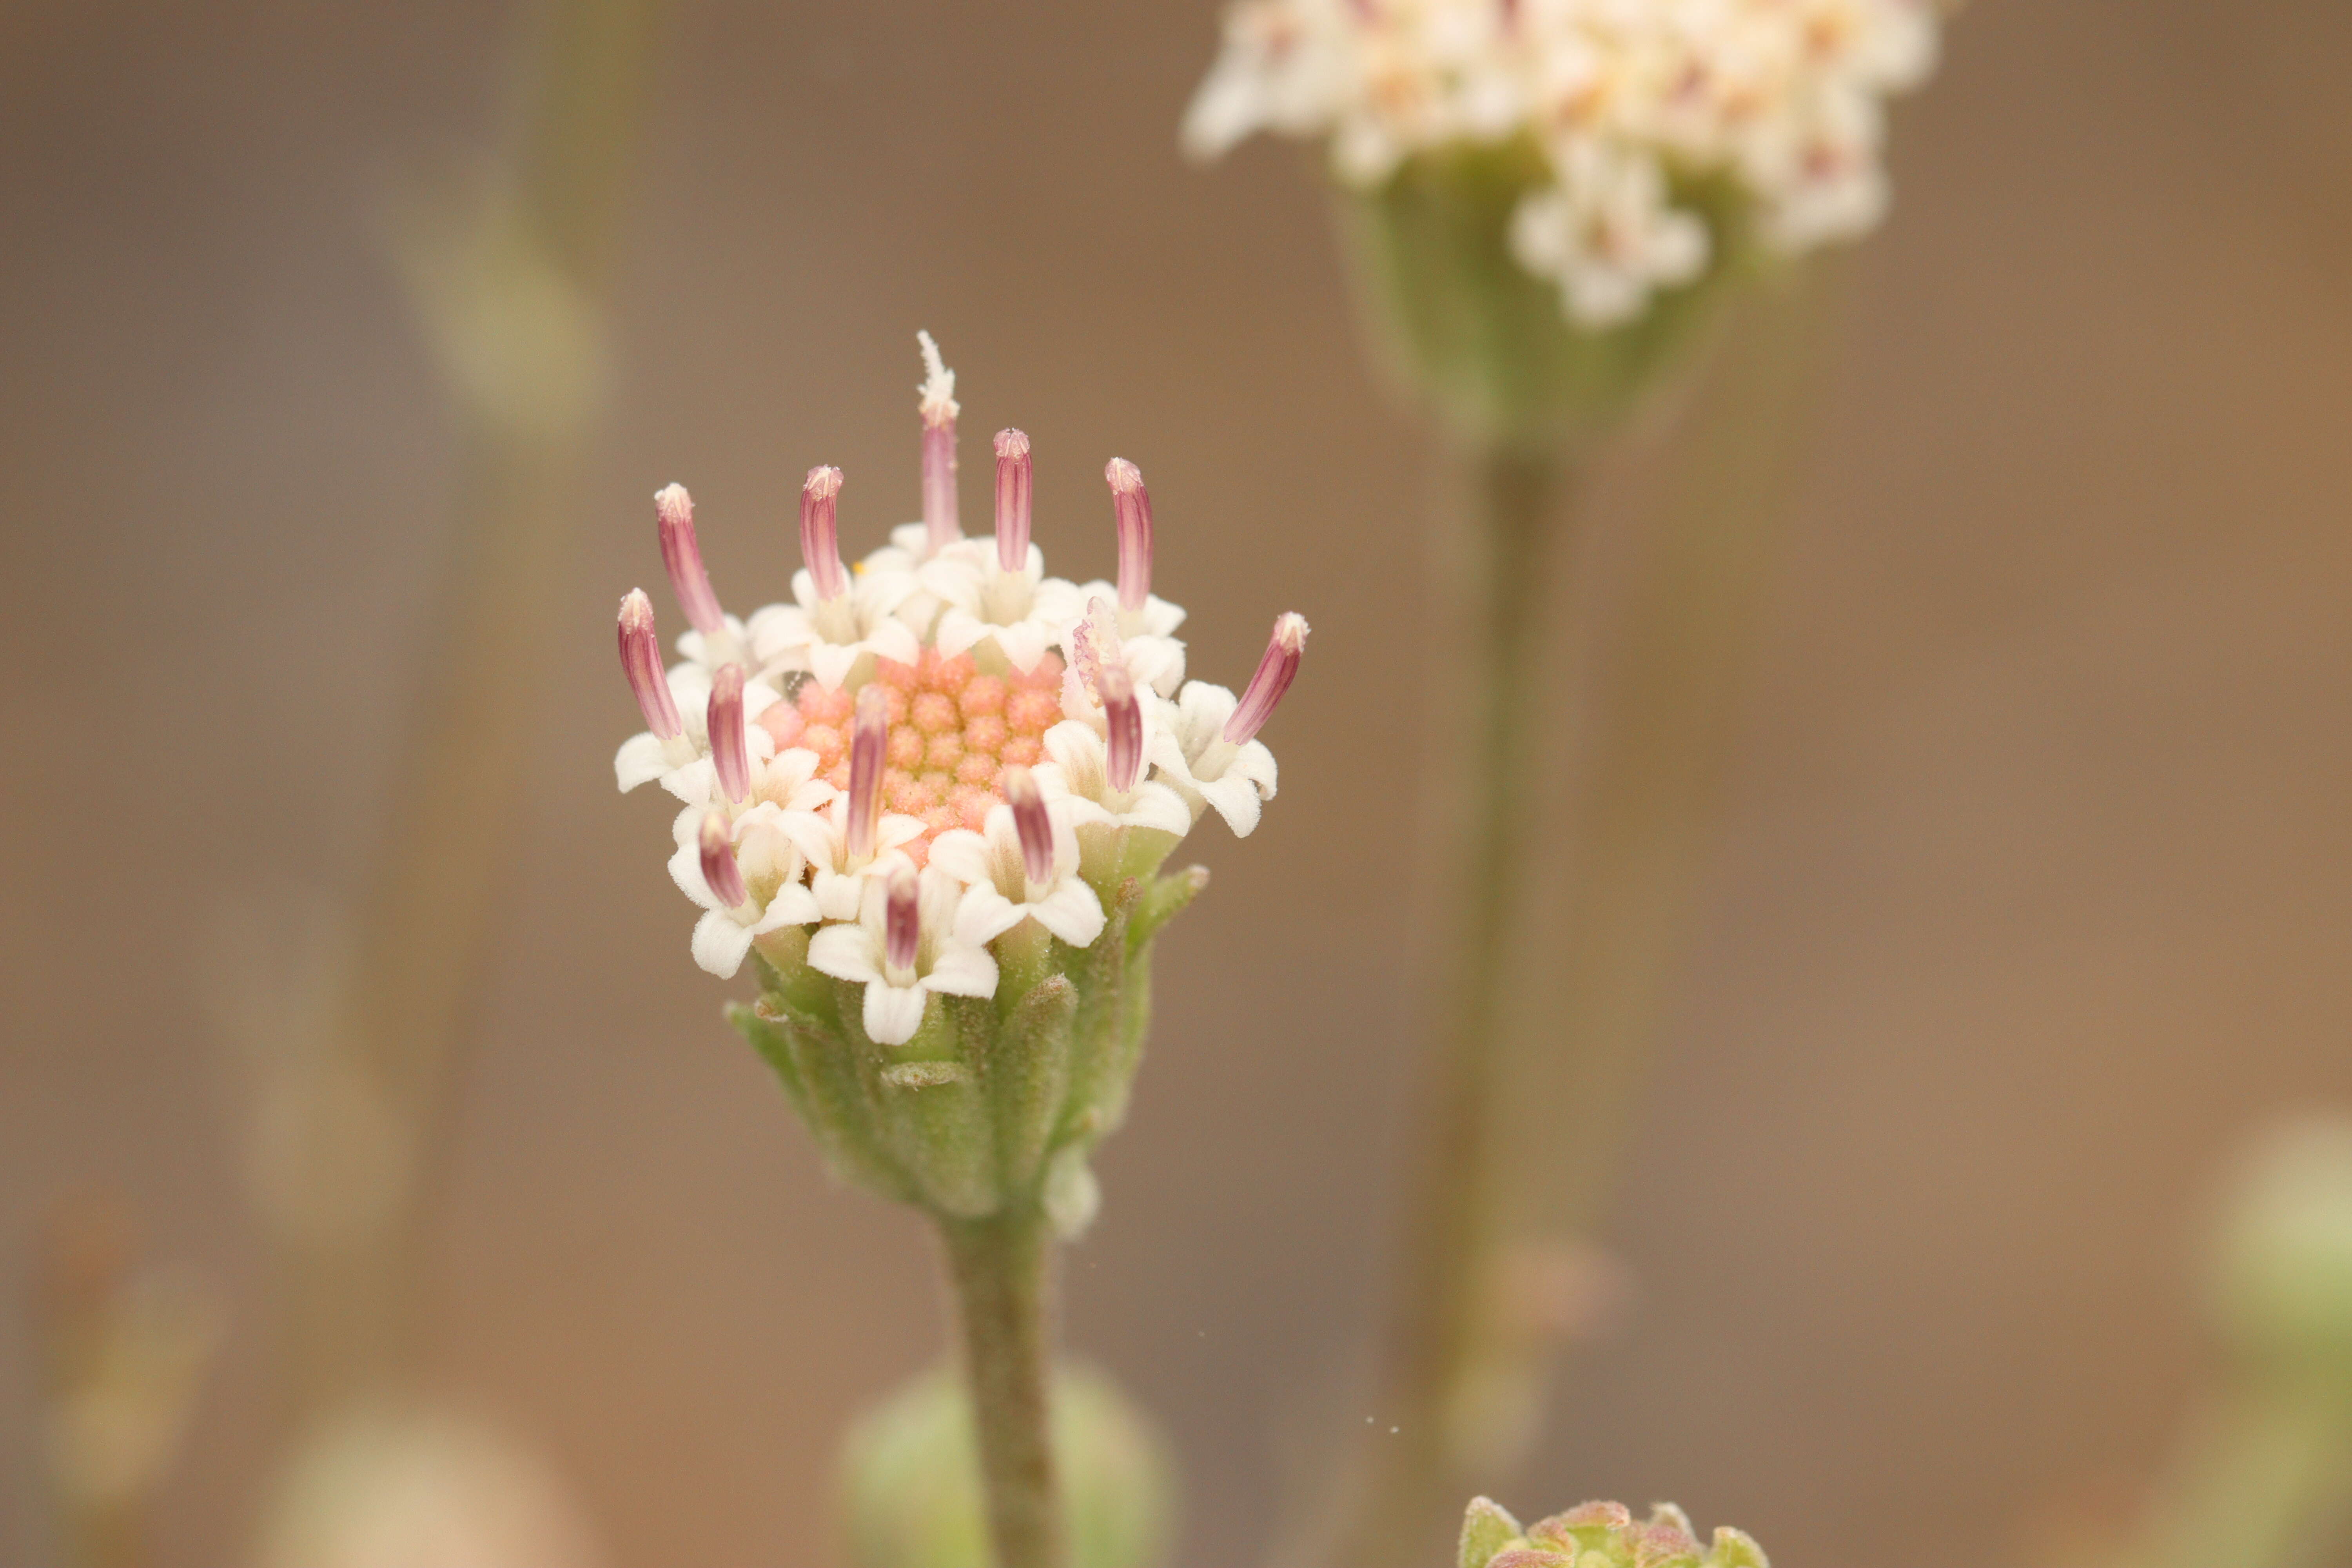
[1339,140,1757,453]
[728,864,1206,1226]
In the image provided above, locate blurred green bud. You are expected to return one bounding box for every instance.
[2210,1115,2352,1378]
[1338,140,1758,453]
[843,1361,1175,1568]
[728,868,1203,1227]
[1458,1496,1766,1568]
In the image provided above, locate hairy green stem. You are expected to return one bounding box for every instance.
[937,1205,1067,1568]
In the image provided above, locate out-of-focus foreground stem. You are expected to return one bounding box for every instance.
[276,0,665,1425]
[1305,274,1830,1568]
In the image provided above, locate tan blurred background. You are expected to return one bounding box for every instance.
[5,0,2352,1563]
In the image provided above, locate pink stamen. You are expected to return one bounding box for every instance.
[993,429,1032,574]
[655,483,726,636]
[801,466,848,601]
[1223,612,1309,744]
[917,331,960,552]
[699,811,748,907]
[708,663,750,803]
[884,862,920,972]
[847,684,889,859]
[1104,458,1154,613]
[1100,664,1143,795]
[1003,765,1053,886]
[617,590,682,739]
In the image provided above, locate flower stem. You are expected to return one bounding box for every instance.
[936,1205,1066,1568]
[1312,441,1572,1568]
[1300,279,1830,1568]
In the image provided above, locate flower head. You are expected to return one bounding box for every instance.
[1184,0,1944,325]
[612,339,1311,1013]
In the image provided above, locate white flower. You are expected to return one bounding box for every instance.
[613,593,786,796]
[646,664,794,810]
[1040,721,1193,838]
[1510,139,1708,328]
[1149,681,1282,837]
[807,866,999,1047]
[778,791,928,922]
[929,774,1107,949]
[1182,0,1947,327]
[922,541,1087,677]
[670,808,822,978]
[1146,613,1305,838]
[744,465,924,690]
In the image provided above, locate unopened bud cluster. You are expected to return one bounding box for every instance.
[1459,1497,1766,1568]
[614,336,1308,1222]
[1185,0,1943,327]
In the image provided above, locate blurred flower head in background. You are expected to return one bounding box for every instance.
[1184,0,1943,325]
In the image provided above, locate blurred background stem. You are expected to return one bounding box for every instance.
[270,0,665,1429]
[1298,270,1831,1568]
[1311,441,1573,1568]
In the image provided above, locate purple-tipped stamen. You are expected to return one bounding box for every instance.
[801,466,848,601]
[993,429,1032,574]
[1105,458,1153,614]
[655,484,726,636]
[708,663,751,804]
[918,331,960,552]
[1003,765,1053,886]
[699,811,748,907]
[1222,612,1310,745]
[1100,664,1144,795]
[846,684,889,859]
[618,590,682,739]
[884,862,921,973]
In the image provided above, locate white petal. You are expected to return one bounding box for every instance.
[1197,770,1265,837]
[927,829,994,888]
[953,884,1025,947]
[811,869,863,923]
[863,980,927,1047]
[807,923,882,984]
[691,909,757,978]
[755,881,822,929]
[809,642,860,691]
[777,808,841,867]
[1029,880,1106,949]
[1227,739,1278,797]
[997,621,1051,674]
[921,943,1000,1000]
[669,839,723,912]
[1123,780,1196,837]
[865,617,921,666]
[933,608,987,659]
[615,732,671,792]
[1174,681,1238,750]
[660,755,719,808]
